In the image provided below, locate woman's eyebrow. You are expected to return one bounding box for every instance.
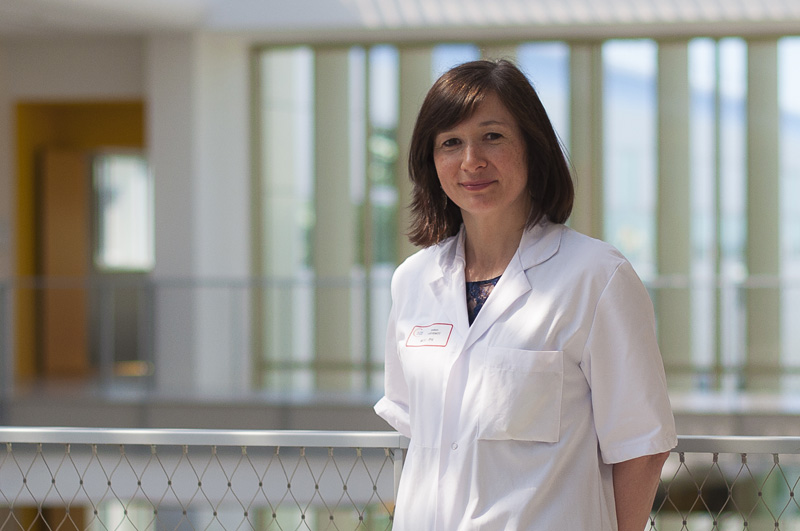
[436,119,509,136]
[478,119,508,127]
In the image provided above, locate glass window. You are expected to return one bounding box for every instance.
[93,152,154,272]
[602,39,657,279]
[718,38,748,391]
[432,44,480,78]
[687,38,748,391]
[258,46,315,392]
[717,39,747,283]
[253,38,797,398]
[688,38,717,385]
[518,42,570,148]
[257,45,400,394]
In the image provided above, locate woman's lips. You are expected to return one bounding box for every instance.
[460,180,495,192]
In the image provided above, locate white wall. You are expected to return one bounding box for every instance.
[0,33,253,396]
[4,37,144,99]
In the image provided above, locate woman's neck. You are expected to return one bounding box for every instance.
[462,216,526,282]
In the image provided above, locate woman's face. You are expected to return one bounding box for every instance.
[432,92,530,228]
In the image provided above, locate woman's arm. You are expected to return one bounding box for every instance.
[613,451,670,531]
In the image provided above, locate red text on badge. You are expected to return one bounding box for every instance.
[406,323,454,347]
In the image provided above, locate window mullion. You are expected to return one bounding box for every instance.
[569,43,604,239]
[313,48,358,391]
[396,46,434,262]
[656,40,693,389]
[745,38,781,391]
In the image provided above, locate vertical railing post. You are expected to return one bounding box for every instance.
[98,280,116,385]
[139,278,156,388]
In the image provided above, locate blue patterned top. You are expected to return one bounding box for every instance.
[466,275,501,324]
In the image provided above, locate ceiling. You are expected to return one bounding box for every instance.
[0,0,203,36]
[2,0,800,39]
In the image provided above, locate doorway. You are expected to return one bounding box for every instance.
[15,101,146,382]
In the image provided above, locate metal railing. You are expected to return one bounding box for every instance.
[0,429,407,530]
[3,430,800,530]
[655,436,800,530]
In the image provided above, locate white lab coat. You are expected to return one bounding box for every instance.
[374,221,677,530]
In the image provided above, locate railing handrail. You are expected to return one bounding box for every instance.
[674,434,800,454]
[0,427,409,448]
[2,428,800,455]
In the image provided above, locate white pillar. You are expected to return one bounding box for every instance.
[396,46,433,262]
[656,41,693,389]
[147,34,198,394]
[746,39,781,390]
[193,34,253,394]
[147,33,253,395]
[314,48,358,391]
[569,44,604,239]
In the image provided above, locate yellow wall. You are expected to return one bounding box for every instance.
[14,101,145,380]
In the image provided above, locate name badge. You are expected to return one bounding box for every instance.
[406,323,453,348]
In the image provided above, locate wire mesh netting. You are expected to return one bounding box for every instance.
[652,450,800,530]
[0,441,397,531]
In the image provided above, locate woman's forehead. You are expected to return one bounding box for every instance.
[435,92,516,133]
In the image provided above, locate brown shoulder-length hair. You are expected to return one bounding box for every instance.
[407,59,574,247]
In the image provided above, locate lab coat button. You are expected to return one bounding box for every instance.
[451,443,458,450]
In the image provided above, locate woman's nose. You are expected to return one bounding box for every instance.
[461,143,487,172]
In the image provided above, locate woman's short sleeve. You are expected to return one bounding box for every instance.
[581,260,678,464]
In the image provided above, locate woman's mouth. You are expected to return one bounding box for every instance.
[460,180,495,192]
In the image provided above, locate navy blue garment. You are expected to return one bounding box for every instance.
[466,275,501,324]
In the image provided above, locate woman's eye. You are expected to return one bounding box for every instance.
[441,138,460,148]
[486,132,503,141]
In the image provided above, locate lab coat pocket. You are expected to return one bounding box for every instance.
[478,348,563,443]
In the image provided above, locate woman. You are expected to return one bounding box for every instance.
[374,59,676,530]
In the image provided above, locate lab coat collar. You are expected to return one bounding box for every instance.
[517,219,564,270]
[425,229,469,331]
[428,220,565,344]
[434,220,564,279]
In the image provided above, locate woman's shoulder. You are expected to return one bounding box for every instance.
[538,226,648,299]
[558,225,627,265]
[546,225,638,284]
